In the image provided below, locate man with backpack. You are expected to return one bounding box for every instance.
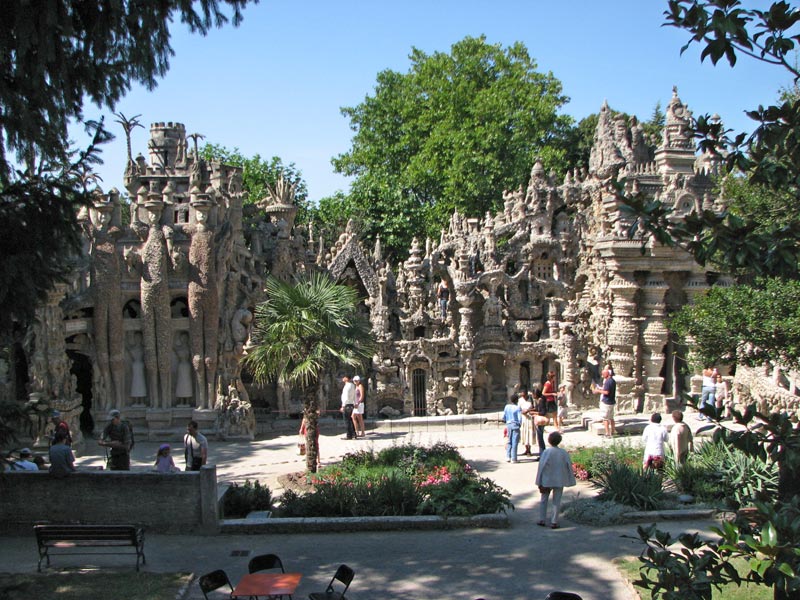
[99,409,133,470]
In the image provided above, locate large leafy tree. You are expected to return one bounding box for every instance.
[0,0,256,336]
[244,274,374,473]
[327,35,572,259]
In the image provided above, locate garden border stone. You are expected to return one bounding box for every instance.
[620,508,716,522]
[220,512,509,534]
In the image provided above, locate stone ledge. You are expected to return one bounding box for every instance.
[220,512,510,534]
[620,508,716,522]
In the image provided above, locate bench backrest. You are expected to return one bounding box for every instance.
[35,525,140,543]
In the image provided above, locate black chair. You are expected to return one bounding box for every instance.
[308,564,355,600]
[545,593,583,600]
[199,569,234,599]
[248,553,286,574]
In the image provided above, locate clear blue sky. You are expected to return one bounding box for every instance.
[84,0,793,203]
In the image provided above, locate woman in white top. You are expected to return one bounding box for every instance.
[352,376,366,437]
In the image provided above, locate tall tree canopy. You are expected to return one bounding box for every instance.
[0,0,256,334]
[327,35,572,258]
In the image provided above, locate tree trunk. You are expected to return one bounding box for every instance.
[303,393,319,473]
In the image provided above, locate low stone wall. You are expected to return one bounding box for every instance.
[221,513,510,534]
[0,466,219,535]
[735,365,800,416]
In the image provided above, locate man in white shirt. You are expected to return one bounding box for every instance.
[340,375,357,440]
[642,412,668,469]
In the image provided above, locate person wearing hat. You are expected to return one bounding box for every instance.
[14,448,39,471]
[50,410,72,446]
[352,375,366,438]
[154,443,179,473]
[99,409,132,470]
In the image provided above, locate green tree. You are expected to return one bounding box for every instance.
[0,0,256,337]
[631,3,800,599]
[329,35,572,258]
[243,274,374,473]
[199,144,311,221]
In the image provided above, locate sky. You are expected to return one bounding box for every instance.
[82,0,794,203]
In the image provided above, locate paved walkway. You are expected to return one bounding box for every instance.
[0,412,719,599]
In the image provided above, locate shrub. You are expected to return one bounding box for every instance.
[275,443,512,518]
[592,462,664,511]
[222,480,273,518]
[663,439,778,509]
[569,440,641,480]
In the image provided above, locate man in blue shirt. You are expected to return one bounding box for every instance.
[503,396,522,463]
[593,369,616,437]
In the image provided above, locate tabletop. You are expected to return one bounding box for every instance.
[232,572,302,598]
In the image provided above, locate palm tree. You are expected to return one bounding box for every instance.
[244,273,375,472]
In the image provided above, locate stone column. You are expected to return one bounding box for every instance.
[607,275,638,410]
[641,279,669,412]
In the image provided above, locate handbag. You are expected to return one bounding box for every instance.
[297,438,306,455]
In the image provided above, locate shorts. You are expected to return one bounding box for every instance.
[600,402,615,420]
[557,406,568,419]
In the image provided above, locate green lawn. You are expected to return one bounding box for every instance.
[0,571,192,600]
[614,557,771,600]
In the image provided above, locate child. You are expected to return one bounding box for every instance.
[535,431,576,529]
[154,443,178,473]
[555,384,568,432]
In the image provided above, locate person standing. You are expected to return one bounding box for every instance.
[542,371,558,422]
[532,387,548,459]
[592,369,616,437]
[669,410,694,466]
[503,395,522,463]
[555,384,568,432]
[715,373,731,419]
[641,413,668,469]
[184,420,208,471]
[437,279,450,320]
[352,375,366,438]
[49,431,76,477]
[154,444,179,473]
[340,375,357,440]
[535,431,577,529]
[518,389,534,456]
[99,409,132,470]
[700,366,717,420]
[50,410,72,446]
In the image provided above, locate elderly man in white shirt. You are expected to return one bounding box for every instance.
[642,412,668,469]
[340,375,357,440]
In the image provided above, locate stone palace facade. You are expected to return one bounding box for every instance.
[6,89,732,440]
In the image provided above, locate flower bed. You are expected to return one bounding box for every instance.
[275,442,513,518]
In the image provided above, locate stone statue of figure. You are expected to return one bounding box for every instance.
[231,306,253,357]
[173,331,193,403]
[127,331,147,401]
[86,191,125,410]
[186,191,220,409]
[483,291,502,327]
[128,194,173,408]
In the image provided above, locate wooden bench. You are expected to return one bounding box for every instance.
[34,524,146,572]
